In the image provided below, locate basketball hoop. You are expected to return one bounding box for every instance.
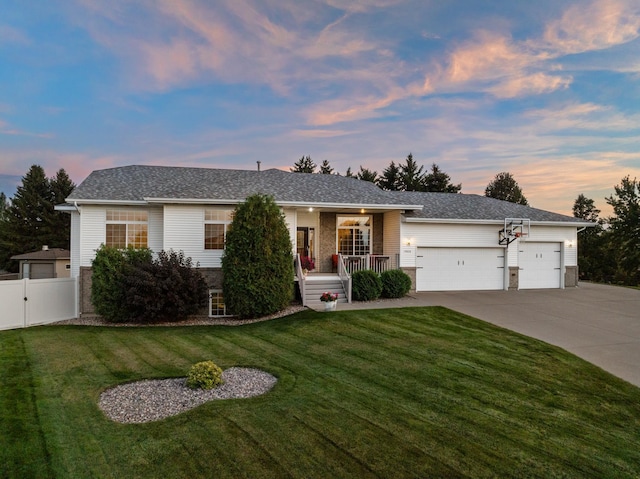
[515,232,521,238]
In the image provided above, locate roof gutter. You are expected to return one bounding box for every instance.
[404,217,594,227]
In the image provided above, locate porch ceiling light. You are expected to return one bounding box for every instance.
[360,208,365,214]
[308,207,313,212]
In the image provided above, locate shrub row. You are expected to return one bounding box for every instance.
[351,269,412,302]
[91,245,208,323]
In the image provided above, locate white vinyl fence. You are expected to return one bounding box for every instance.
[0,277,77,330]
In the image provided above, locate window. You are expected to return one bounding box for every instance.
[209,290,229,317]
[204,209,234,250]
[106,210,148,248]
[337,216,371,256]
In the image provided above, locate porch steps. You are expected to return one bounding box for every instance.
[301,275,348,309]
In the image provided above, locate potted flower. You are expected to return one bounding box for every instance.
[320,291,338,311]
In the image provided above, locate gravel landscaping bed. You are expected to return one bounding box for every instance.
[99,367,278,424]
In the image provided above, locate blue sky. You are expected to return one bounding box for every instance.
[1,0,640,215]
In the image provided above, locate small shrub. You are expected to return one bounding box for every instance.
[380,269,412,298]
[352,269,383,301]
[186,361,223,390]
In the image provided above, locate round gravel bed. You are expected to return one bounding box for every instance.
[99,367,277,424]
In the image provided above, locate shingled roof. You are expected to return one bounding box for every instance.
[67,165,418,208]
[394,191,588,224]
[66,165,590,225]
[11,248,70,261]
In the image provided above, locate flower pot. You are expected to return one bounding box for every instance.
[324,300,337,311]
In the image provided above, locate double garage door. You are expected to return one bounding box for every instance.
[416,247,505,291]
[415,243,561,291]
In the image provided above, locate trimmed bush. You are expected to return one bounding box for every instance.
[352,269,383,301]
[123,250,208,323]
[91,245,152,323]
[222,194,294,318]
[91,245,207,323]
[186,361,224,390]
[380,269,412,298]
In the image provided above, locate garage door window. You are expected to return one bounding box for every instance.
[337,216,371,256]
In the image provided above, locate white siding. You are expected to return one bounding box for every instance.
[70,210,80,277]
[78,205,164,267]
[164,205,219,267]
[283,208,297,252]
[383,210,401,258]
[79,206,106,267]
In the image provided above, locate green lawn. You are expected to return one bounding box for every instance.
[1,306,639,478]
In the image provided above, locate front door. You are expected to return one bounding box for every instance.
[297,227,315,259]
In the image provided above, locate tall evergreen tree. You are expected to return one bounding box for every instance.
[572,194,608,282]
[356,166,378,183]
[0,165,75,271]
[606,176,640,285]
[377,161,402,191]
[485,172,528,205]
[0,192,7,221]
[345,167,355,178]
[422,163,462,193]
[290,155,316,173]
[399,153,424,191]
[319,160,334,174]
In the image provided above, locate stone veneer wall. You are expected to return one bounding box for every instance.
[78,266,224,318]
[565,266,578,287]
[400,267,417,293]
[319,212,336,273]
[508,267,519,290]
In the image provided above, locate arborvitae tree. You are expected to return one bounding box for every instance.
[422,163,462,193]
[356,166,378,183]
[485,172,528,205]
[319,160,334,174]
[291,155,316,173]
[399,153,425,191]
[222,194,294,318]
[377,161,402,191]
[573,194,608,282]
[606,176,640,285]
[345,167,355,178]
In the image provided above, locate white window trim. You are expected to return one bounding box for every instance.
[204,208,234,251]
[105,209,148,248]
[336,214,372,256]
[209,289,231,317]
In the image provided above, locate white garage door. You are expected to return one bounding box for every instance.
[519,242,561,289]
[416,248,505,291]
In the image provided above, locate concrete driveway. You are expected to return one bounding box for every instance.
[341,282,640,387]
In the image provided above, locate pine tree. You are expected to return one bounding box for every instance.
[485,172,528,205]
[573,194,608,282]
[356,166,378,183]
[377,161,402,191]
[399,153,425,191]
[319,160,334,174]
[345,167,355,178]
[291,155,316,173]
[422,163,462,193]
[0,165,75,271]
[606,176,640,285]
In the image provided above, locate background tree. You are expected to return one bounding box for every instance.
[345,167,355,178]
[399,153,425,191]
[572,194,609,282]
[356,166,378,183]
[485,172,528,205]
[422,163,462,193]
[0,192,8,221]
[291,155,316,173]
[606,176,640,285]
[377,161,402,191]
[319,160,334,174]
[222,194,294,318]
[0,165,75,271]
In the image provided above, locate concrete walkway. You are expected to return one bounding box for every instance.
[338,282,640,387]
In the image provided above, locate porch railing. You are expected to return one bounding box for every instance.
[342,254,397,275]
[337,254,352,303]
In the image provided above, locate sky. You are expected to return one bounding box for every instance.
[1,0,640,216]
